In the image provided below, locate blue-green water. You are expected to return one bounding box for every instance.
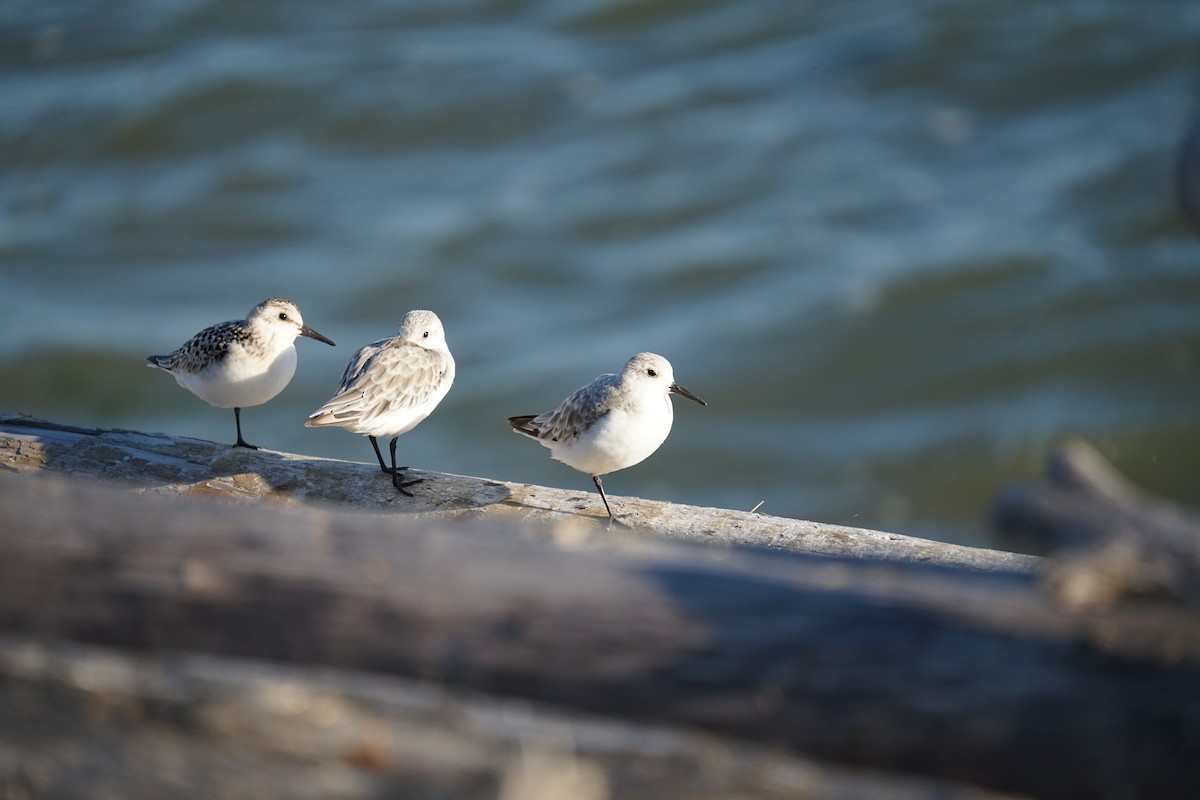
[3,0,1200,547]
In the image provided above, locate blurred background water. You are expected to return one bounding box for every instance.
[3,0,1199,548]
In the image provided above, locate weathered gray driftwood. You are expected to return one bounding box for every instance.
[0,635,1020,800]
[995,436,1200,609]
[0,414,1035,571]
[1,468,1198,800]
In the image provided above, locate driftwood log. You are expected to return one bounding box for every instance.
[995,436,1200,610]
[0,633,1021,800]
[3,414,1200,799]
[0,414,1035,572]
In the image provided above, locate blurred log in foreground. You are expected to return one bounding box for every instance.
[0,635,1019,800]
[1,463,1198,800]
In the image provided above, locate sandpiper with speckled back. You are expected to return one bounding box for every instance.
[147,297,335,449]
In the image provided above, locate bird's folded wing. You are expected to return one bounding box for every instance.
[309,341,447,425]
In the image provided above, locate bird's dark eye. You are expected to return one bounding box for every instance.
[647,368,657,377]
[278,312,289,321]
[422,331,429,338]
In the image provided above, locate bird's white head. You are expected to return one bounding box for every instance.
[398,309,448,351]
[622,352,707,406]
[248,298,335,347]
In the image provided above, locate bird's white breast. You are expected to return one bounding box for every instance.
[551,391,674,476]
[176,342,298,409]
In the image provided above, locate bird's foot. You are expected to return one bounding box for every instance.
[392,473,423,496]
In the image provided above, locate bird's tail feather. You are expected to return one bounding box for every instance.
[507,415,541,439]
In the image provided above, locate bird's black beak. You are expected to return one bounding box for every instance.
[669,382,707,406]
[301,325,336,346]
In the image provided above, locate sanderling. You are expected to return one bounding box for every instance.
[305,309,454,495]
[147,297,335,449]
[508,352,706,526]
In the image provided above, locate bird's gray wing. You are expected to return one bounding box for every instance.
[310,340,449,424]
[528,373,617,443]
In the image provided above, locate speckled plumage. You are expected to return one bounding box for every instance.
[508,352,706,524]
[306,309,454,493]
[149,318,259,375]
[147,297,334,448]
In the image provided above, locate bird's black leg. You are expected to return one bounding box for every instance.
[369,436,392,474]
[233,408,258,450]
[592,475,630,528]
[370,435,411,475]
[389,436,423,495]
